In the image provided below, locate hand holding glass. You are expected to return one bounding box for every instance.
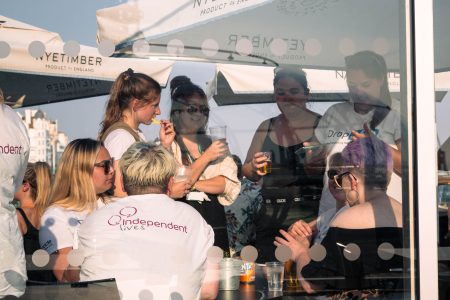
[258,152,272,174]
[174,165,192,183]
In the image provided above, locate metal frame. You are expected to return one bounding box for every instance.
[413,0,439,299]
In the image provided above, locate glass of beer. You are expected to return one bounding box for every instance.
[259,151,272,174]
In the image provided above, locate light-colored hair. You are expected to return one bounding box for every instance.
[342,137,393,190]
[45,138,103,212]
[22,162,52,217]
[120,142,176,195]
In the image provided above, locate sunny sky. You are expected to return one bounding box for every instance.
[0,0,326,160]
[2,0,450,160]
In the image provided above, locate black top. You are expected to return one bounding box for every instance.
[302,227,404,291]
[255,117,324,262]
[16,208,56,282]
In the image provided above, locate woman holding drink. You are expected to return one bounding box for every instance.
[242,68,325,262]
[169,76,240,250]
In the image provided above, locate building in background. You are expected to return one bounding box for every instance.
[17,109,69,172]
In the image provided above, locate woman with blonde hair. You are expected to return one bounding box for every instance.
[39,138,114,282]
[15,162,53,281]
[99,68,175,197]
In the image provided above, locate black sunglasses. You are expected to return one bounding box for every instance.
[94,158,114,175]
[184,105,210,116]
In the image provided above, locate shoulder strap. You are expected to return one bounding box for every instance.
[100,122,141,142]
[16,207,36,230]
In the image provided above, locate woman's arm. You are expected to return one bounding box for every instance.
[52,247,80,282]
[159,120,176,150]
[189,140,229,183]
[194,176,226,195]
[274,229,322,293]
[392,140,402,175]
[242,120,270,181]
[200,261,219,300]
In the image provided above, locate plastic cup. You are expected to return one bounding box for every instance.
[209,125,227,142]
[219,258,242,290]
[174,165,192,183]
[265,261,284,292]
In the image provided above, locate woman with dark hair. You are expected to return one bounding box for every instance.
[242,68,325,262]
[275,137,403,295]
[169,76,240,250]
[315,50,402,216]
[98,69,175,197]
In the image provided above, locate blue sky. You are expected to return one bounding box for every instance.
[0,0,283,160]
[2,0,122,139]
[3,0,449,158]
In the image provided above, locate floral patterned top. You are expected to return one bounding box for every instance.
[224,177,263,253]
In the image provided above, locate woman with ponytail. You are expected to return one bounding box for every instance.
[314,50,402,216]
[99,69,175,197]
[15,161,54,281]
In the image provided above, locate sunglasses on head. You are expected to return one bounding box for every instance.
[184,105,210,116]
[332,171,356,189]
[94,158,114,175]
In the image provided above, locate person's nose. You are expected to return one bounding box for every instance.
[155,107,161,115]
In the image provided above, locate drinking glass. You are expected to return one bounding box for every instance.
[174,165,192,183]
[209,125,227,142]
[265,261,284,292]
[259,151,272,174]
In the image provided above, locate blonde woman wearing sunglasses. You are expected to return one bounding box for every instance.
[39,138,114,282]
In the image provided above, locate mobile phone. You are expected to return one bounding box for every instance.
[295,145,322,157]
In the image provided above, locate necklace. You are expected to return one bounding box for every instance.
[185,142,203,164]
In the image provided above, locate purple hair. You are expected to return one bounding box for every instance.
[341,137,393,189]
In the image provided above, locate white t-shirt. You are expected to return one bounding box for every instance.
[39,206,90,254]
[0,104,30,298]
[315,102,402,215]
[104,129,145,161]
[79,194,214,300]
[39,200,105,254]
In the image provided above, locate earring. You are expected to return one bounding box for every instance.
[346,190,359,206]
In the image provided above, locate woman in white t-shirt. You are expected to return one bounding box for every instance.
[98,68,175,197]
[39,138,115,282]
[314,50,402,215]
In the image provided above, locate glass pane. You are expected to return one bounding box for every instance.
[435,0,450,298]
[0,0,415,299]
